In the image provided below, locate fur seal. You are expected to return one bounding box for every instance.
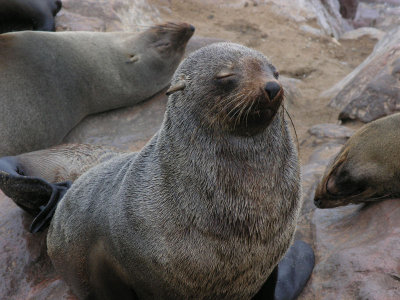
[0,42,314,299]
[314,113,400,208]
[0,0,62,33]
[0,22,194,156]
[46,42,303,299]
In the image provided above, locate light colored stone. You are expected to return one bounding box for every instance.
[321,26,400,118]
[340,26,385,40]
[354,1,400,31]
[300,24,325,37]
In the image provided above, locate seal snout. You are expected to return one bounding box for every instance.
[264,81,281,101]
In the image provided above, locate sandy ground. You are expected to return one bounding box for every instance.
[153,0,375,162]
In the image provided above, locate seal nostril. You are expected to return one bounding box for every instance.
[264,81,281,100]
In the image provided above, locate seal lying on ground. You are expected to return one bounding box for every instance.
[0,0,62,33]
[0,42,314,299]
[0,22,194,156]
[314,113,400,208]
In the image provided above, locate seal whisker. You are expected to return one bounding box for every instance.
[244,96,257,127]
[282,102,299,153]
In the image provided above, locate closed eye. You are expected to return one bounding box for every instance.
[215,72,235,80]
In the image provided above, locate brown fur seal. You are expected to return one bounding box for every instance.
[46,42,303,299]
[314,113,400,208]
[0,0,62,33]
[0,22,194,156]
[0,42,314,299]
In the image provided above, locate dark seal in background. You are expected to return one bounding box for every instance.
[0,0,62,33]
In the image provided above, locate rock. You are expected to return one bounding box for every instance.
[340,26,385,40]
[353,1,400,31]
[300,24,325,37]
[322,26,400,122]
[309,199,400,299]
[307,0,353,38]
[202,0,352,38]
[305,123,355,147]
[338,0,359,19]
[55,0,165,32]
[55,0,123,31]
[0,191,73,299]
[274,0,353,39]
[56,11,108,32]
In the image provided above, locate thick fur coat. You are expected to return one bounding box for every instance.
[47,43,302,299]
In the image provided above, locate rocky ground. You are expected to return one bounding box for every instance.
[1,0,400,299]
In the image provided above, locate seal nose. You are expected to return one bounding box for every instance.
[264,81,281,100]
[189,24,195,32]
[314,198,322,208]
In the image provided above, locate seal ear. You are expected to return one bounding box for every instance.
[126,54,139,64]
[166,80,186,95]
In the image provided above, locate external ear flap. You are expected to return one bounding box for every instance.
[166,80,186,95]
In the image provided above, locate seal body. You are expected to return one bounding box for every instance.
[314,113,400,208]
[0,0,62,33]
[0,22,194,156]
[0,144,123,183]
[47,43,302,299]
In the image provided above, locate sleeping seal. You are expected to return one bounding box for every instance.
[0,22,194,156]
[314,113,400,208]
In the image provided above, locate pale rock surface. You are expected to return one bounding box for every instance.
[321,26,400,122]
[354,1,400,31]
[340,26,385,40]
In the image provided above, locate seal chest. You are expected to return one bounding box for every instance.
[47,42,302,299]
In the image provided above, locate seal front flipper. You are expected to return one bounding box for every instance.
[0,156,71,233]
[253,240,315,300]
[30,181,71,233]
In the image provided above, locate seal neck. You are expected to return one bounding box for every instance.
[152,112,301,241]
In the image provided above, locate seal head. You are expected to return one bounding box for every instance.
[167,42,283,136]
[131,22,195,84]
[314,113,400,208]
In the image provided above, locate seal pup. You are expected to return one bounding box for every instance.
[45,42,305,299]
[0,0,62,33]
[314,113,400,208]
[0,22,194,156]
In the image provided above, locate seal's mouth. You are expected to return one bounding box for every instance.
[313,162,377,208]
[221,83,284,136]
[314,187,384,208]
